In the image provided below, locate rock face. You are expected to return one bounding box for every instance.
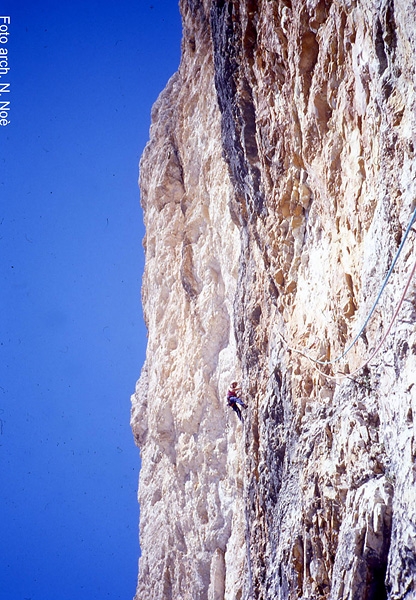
[131,1,416,598]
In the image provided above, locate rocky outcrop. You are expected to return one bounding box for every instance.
[131,1,416,598]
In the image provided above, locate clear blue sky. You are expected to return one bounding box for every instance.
[1,2,181,599]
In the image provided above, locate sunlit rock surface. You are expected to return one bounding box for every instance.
[131,1,416,598]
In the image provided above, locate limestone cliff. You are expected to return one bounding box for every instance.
[131,1,416,598]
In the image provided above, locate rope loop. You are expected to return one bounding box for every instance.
[280,203,416,381]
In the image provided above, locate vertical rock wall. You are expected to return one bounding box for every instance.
[131,1,416,598]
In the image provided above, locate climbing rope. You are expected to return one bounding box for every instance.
[279,203,416,381]
[295,204,416,366]
[280,255,416,382]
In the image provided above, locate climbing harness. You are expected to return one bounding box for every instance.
[280,203,416,380]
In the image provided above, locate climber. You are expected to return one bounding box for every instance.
[227,381,247,422]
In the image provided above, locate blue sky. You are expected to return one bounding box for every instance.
[1,2,181,598]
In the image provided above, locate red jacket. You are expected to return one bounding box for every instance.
[227,389,238,404]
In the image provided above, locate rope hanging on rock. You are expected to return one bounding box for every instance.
[280,256,416,382]
[311,203,416,366]
[279,203,416,379]
[288,208,416,366]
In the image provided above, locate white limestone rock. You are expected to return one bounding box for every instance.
[131,1,416,598]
